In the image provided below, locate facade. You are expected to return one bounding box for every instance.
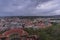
[0,28,37,40]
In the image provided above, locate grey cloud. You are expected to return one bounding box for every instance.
[0,0,60,16]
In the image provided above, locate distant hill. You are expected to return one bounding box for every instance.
[0,15,60,18]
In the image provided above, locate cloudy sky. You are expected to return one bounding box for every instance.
[0,0,60,16]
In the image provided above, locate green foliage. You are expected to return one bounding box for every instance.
[24,24,60,40]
